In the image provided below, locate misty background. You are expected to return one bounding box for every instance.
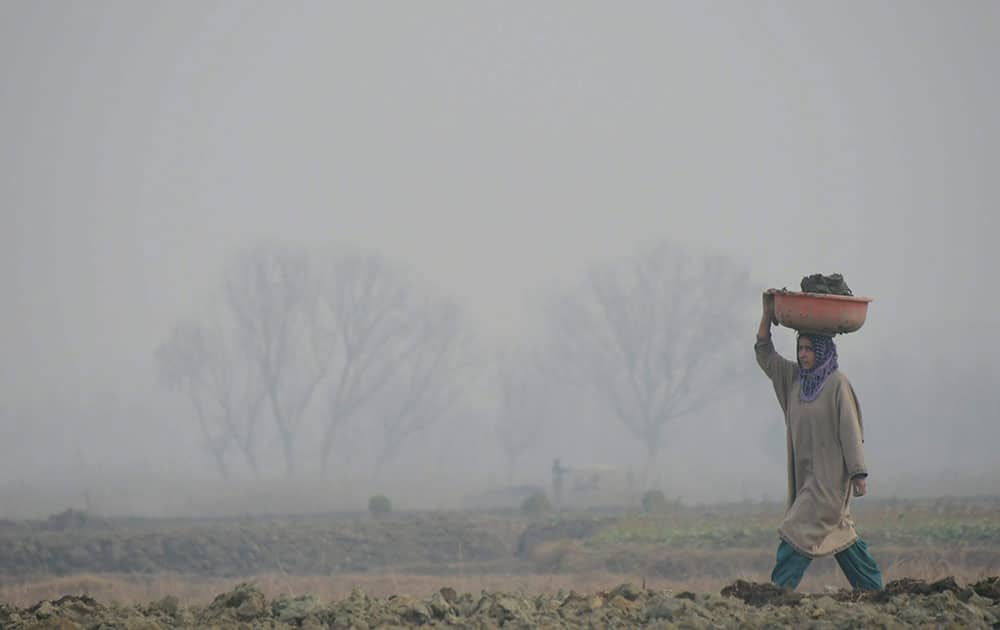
[1,2,997,519]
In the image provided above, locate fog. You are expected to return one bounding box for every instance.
[1,2,997,518]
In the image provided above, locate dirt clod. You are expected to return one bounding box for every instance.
[801,273,853,296]
[721,579,804,606]
[848,576,963,603]
[439,586,458,604]
[971,576,1000,600]
[0,579,997,628]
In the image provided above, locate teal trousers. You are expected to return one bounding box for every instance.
[771,538,883,590]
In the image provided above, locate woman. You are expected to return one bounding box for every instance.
[756,293,882,591]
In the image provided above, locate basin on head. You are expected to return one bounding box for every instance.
[767,289,873,335]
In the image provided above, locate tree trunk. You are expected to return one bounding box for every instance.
[641,443,660,490]
[320,427,335,479]
[211,447,230,481]
[373,444,392,482]
[279,427,296,476]
[244,446,261,480]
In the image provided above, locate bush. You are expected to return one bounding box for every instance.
[521,491,551,517]
[368,495,392,517]
[641,489,669,514]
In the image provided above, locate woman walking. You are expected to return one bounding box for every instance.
[756,293,883,591]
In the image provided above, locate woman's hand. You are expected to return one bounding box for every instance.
[852,477,868,497]
[762,292,775,323]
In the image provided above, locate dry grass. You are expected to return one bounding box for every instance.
[1,560,993,609]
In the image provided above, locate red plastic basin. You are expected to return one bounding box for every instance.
[768,290,873,335]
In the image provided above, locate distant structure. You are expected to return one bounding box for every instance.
[552,458,634,510]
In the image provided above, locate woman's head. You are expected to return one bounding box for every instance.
[797,336,817,370]
[797,332,840,402]
[797,333,835,372]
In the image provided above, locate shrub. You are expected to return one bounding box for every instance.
[368,495,392,517]
[521,491,551,517]
[641,489,669,514]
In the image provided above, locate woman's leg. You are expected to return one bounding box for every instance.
[771,540,812,589]
[834,538,883,590]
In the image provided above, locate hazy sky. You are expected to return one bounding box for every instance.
[1,3,997,512]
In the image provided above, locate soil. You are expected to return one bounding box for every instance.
[4,505,1000,627]
[1,579,997,628]
[801,273,853,296]
[972,576,1000,600]
[720,579,804,606]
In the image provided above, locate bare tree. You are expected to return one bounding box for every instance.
[155,321,267,479]
[494,346,551,484]
[224,245,333,475]
[372,298,470,477]
[312,252,470,477]
[547,244,752,484]
[314,253,411,476]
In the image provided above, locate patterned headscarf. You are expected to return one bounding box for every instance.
[798,333,839,403]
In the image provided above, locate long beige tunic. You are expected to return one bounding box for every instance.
[755,336,868,558]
